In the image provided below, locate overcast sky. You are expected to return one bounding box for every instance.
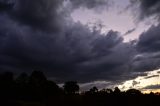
[1,0,160,92]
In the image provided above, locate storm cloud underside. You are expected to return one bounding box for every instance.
[0,0,160,86]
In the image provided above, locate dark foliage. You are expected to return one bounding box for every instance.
[63,81,79,94]
[0,71,160,106]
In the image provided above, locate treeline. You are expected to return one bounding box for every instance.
[0,71,160,106]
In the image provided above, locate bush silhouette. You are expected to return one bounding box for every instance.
[63,81,79,94]
[89,86,98,94]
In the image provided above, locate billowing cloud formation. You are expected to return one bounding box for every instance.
[131,24,160,73]
[137,25,160,53]
[131,0,160,20]
[0,13,134,82]
[0,0,158,85]
[2,0,110,31]
[9,0,66,32]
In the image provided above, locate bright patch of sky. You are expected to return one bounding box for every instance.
[59,69,160,92]
[71,0,157,42]
[118,69,160,93]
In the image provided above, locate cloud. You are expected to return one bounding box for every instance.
[130,24,160,73]
[0,12,136,83]
[144,75,159,79]
[0,1,13,12]
[131,0,160,20]
[124,28,136,36]
[79,81,114,91]
[143,84,160,90]
[68,0,109,10]
[0,0,68,32]
[1,0,111,31]
[131,55,160,73]
[137,25,160,53]
[0,0,152,84]
[132,80,140,87]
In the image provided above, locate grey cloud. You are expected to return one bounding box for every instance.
[68,0,109,10]
[2,0,110,31]
[137,25,160,53]
[132,80,140,87]
[5,0,67,32]
[131,54,160,72]
[143,84,160,90]
[0,0,146,84]
[144,75,159,79]
[131,0,160,20]
[130,24,160,73]
[0,1,13,12]
[0,13,133,83]
[124,28,136,36]
[79,81,113,91]
[75,42,137,82]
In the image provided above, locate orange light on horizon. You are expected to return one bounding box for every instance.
[142,89,160,94]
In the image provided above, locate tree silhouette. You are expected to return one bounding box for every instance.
[63,81,79,94]
[15,72,29,100]
[45,80,63,98]
[114,87,121,94]
[27,70,47,100]
[29,70,47,85]
[126,89,141,95]
[16,72,29,84]
[106,88,113,94]
[89,86,98,94]
[0,72,15,99]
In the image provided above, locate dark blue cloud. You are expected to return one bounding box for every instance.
[132,0,160,20]
[0,0,154,84]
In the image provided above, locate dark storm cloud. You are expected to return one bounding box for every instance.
[137,24,160,53]
[131,0,160,20]
[6,0,66,32]
[131,24,160,73]
[0,0,145,83]
[2,0,110,31]
[143,84,160,90]
[0,1,13,12]
[130,0,160,75]
[75,42,137,82]
[131,54,160,74]
[68,0,109,9]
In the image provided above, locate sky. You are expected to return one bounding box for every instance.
[1,0,160,92]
